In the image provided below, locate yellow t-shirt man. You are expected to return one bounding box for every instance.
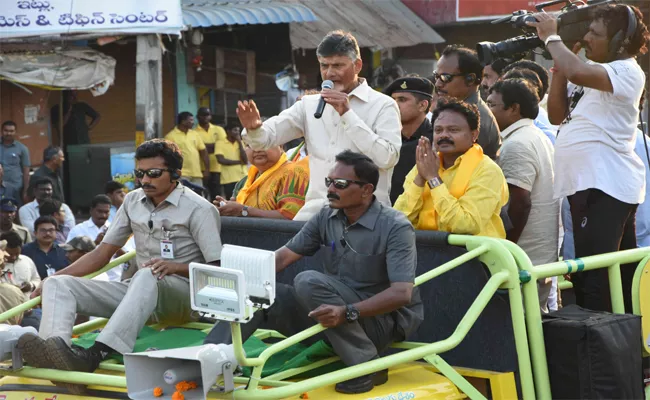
[216,139,248,185]
[164,127,206,179]
[196,123,227,173]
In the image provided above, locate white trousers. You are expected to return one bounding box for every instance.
[40,269,196,354]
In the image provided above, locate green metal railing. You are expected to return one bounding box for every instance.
[221,235,535,400]
[0,251,136,323]
[0,236,535,400]
[499,239,650,400]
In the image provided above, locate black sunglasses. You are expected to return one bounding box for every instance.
[134,168,173,179]
[433,72,466,84]
[325,177,368,190]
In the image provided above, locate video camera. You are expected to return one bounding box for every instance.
[477,0,616,65]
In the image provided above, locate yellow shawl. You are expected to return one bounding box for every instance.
[236,152,288,205]
[418,144,483,230]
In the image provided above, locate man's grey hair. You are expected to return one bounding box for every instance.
[316,30,360,61]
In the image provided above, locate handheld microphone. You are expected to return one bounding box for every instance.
[314,80,334,119]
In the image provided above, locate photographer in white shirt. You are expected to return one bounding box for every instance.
[236,30,401,220]
[528,4,650,313]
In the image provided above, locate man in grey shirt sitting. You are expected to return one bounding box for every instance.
[17,139,222,394]
[204,150,423,394]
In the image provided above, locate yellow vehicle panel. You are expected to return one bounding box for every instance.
[0,362,466,400]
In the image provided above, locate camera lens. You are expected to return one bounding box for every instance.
[476,35,543,65]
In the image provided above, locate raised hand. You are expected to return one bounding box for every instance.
[236,100,263,131]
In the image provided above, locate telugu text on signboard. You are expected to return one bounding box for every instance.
[0,0,183,39]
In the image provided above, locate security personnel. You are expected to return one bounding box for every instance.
[17,139,222,395]
[384,77,434,203]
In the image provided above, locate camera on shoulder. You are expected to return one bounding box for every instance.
[476,0,616,65]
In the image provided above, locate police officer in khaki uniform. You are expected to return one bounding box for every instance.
[17,139,222,394]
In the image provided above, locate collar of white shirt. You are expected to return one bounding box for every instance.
[500,118,535,139]
[348,78,371,103]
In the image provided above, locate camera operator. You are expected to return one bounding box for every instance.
[528,4,650,313]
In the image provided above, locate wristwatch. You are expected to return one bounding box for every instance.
[428,177,443,189]
[345,304,360,323]
[241,206,249,217]
[544,34,562,47]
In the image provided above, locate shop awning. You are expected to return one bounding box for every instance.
[289,0,445,49]
[0,47,116,95]
[182,0,317,27]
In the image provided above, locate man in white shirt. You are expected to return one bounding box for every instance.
[66,195,111,245]
[488,78,560,312]
[0,231,40,298]
[0,231,41,329]
[104,181,125,223]
[529,4,649,313]
[236,30,401,220]
[18,177,75,238]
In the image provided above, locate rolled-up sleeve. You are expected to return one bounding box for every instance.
[432,163,508,235]
[386,220,417,283]
[285,211,323,256]
[102,199,133,248]
[393,167,424,227]
[340,102,401,169]
[189,205,222,262]
[243,100,306,150]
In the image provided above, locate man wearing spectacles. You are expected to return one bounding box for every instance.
[236,31,401,221]
[433,45,501,159]
[205,150,423,394]
[394,99,509,238]
[17,139,222,395]
[21,215,69,279]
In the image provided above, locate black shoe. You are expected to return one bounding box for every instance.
[16,333,55,369]
[373,369,389,386]
[335,369,389,394]
[45,337,103,395]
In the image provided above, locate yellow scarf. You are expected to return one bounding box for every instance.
[418,144,483,230]
[236,153,288,204]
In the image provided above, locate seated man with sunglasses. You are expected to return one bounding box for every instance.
[394,99,508,238]
[17,139,222,395]
[433,45,501,159]
[205,150,422,394]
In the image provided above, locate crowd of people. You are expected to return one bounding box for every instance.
[0,2,648,396]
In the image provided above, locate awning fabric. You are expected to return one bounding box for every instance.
[289,0,445,49]
[0,48,116,95]
[182,0,317,27]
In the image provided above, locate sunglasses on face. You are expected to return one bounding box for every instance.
[134,168,173,179]
[433,72,466,84]
[325,177,368,190]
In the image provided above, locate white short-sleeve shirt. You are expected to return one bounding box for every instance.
[498,119,560,265]
[554,58,646,204]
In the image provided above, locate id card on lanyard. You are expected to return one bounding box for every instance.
[160,227,174,259]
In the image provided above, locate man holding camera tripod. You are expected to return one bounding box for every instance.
[528,4,649,313]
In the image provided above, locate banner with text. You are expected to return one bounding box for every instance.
[0,0,183,39]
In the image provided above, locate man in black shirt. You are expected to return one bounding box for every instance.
[384,77,434,204]
[28,146,65,202]
[51,90,101,146]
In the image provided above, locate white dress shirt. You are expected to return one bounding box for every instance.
[0,254,41,299]
[18,200,76,237]
[66,218,109,243]
[498,118,560,265]
[243,78,402,220]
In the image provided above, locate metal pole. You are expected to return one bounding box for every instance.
[136,35,163,144]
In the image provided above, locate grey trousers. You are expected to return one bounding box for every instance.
[204,270,400,366]
[40,269,196,354]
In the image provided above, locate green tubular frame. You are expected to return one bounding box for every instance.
[0,238,537,400]
[499,239,650,400]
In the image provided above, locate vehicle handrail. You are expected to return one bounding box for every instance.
[498,239,650,400]
[0,251,136,324]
